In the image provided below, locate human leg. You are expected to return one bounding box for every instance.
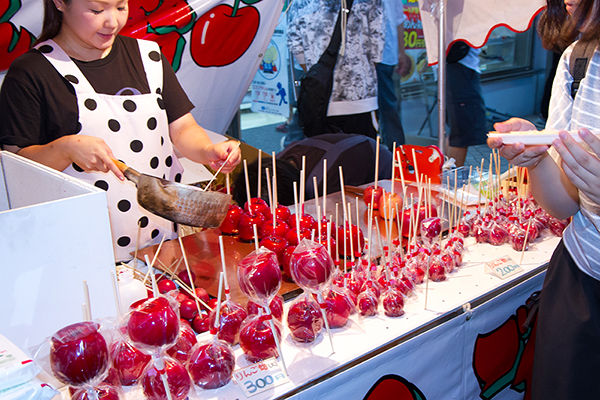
[532,241,600,399]
[376,63,406,149]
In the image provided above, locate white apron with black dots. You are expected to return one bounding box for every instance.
[36,39,184,262]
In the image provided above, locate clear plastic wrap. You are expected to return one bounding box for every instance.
[207,299,248,346]
[139,356,192,400]
[247,294,285,322]
[322,286,356,329]
[166,322,198,364]
[237,247,282,302]
[109,332,151,386]
[69,384,123,400]
[286,292,324,343]
[381,281,405,318]
[126,296,180,353]
[238,313,283,363]
[186,337,235,390]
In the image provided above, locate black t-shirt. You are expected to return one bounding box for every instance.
[278,133,393,197]
[0,35,193,149]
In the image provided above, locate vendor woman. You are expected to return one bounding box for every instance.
[0,0,241,262]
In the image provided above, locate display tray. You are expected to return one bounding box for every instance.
[487,130,599,145]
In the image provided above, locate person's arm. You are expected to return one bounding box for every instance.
[15,135,125,180]
[489,118,580,219]
[168,112,241,174]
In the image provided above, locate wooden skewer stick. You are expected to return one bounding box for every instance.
[257,150,262,200]
[146,255,159,297]
[300,156,306,211]
[253,224,259,252]
[323,159,328,218]
[272,151,278,207]
[520,218,533,265]
[339,166,348,223]
[203,141,242,192]
[396,151,406,195]
[218,235,232,301]
[374,136,380,190]
[243,159,252,210]
[412,148,421,192]
[214,272,224,334]
[83,280,92,321]
[226,173,230,196]
[178,236,202,319]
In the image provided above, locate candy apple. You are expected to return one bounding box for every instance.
[208,298,219,309]
[286,296,324,342]
[110,340,151,386]
[191,310,210,334]
[194,287,210,306]
[382,288,405,317]
[285,227,311,246]
[259,236,288,264]
[157,278,177,294]
[70,385,120,400]
[324,290,354,328]
[429,262,446,282]
[179,299,199,320]
[50,321,109,386]
[288,213,318,232]
[289,241,335,291]
[239,317,282,363]
[259,220,290,239]
[282,245,297,280]
[472,224,490,244]
[363,185,384,209]
[247,294,285,321]
[379,192,403,220]
[489,224,509,246]
[274,204,291,223]
[317,235,337,258]
[337,223,365,257]
[174,292,189,305]
[244,197,269,215]
[219,204,243,235]
[127,297,179,349]
[176,270,195,288]
[396,276,415,296]
[238,212,266,242]
[238,248,282,300]
[166,323,198,364]
[208,301,248,345]
[141,357,191,400]
[357,290,378,317]
[420,217,442,240]
[187,340,235,389]
[510,230,528,252]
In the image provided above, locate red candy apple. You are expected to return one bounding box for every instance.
[70,385,120,400]
[237,248,282,301]
[208,301,248,345]
[127,297,179,349]
[179,299,199,320]
[286,295,324,342]
[194,287,210,306]
[285,227,311,246]
[239,316,282,363]
[141,357,191,400]
[50,322,109,387]
[259,220,290,239]
[244,197,269,215]
[382,287,405,317]
[220,204,243,235]
[259,236,289,265]
[337,223,365,256]
[289,240,335,292]
[110,339,151,386]
[357,290,378,317]
[282,245,297,280]
[420,217,442,240]
[274,204,291,223]
[247,294,285,321]
[288,213,318,232]
[166,323,198,364]
[324,289,354,328]
[191,310,210,334]
[177,270,196,287]
[238,212,266,242]
[363,185,384,210]
[157,278,177,294]
[187,340,235,389]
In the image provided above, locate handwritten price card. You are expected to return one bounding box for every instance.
[233,358,289,397]
[485,256,523,280]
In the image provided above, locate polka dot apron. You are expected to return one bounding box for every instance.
[36,39,184,263]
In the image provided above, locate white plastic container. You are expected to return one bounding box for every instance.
[117,268,148,312]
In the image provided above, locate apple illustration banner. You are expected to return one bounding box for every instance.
[297,270,545,400]
[0,0,286,135]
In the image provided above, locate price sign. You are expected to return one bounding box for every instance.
[485,256,523,279]
[233,358,289,397]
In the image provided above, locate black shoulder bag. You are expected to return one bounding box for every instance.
[296,0,353,137]
[569,38,598,99]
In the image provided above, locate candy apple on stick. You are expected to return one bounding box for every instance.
[289,239,337,353]
[187,272,236,390]
[287,292,324,342]
[237,240,288,374]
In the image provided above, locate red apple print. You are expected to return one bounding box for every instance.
[0,22,35,71]
[191,3,260,67]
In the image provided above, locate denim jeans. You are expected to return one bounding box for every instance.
[376,62,405,149]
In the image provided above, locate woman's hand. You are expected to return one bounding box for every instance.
[487,118,550,168]
[552,128,600,205]
[206,140,242,174]
[61,135,124,180]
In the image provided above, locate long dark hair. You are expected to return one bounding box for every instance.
[538,0,600,52]
[33,0,67,46]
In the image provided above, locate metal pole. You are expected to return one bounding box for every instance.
[437,0,446,153]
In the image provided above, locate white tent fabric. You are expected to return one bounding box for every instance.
[418,0,546,65]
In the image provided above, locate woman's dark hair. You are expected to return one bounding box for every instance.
[33,0,66,46]
[538,0,600,52]
[231,158,301,208]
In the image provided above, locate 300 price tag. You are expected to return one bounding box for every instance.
[485,256,523,280]
[233,358,289,397]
